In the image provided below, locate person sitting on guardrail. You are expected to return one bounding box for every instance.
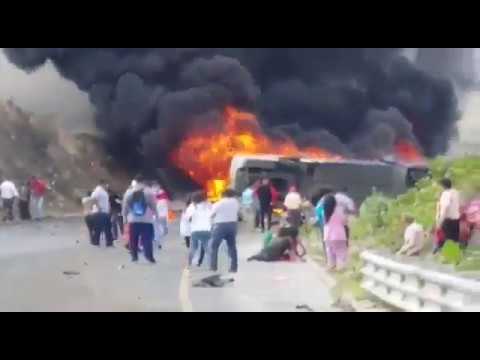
[396,215,425,256]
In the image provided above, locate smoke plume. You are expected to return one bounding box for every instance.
[4,48,460,170]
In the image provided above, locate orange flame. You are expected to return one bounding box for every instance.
[170,106,341,193]
[394,140,426,165]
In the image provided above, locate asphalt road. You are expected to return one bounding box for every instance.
[0,217,335,312]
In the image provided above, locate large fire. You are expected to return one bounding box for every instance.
[170,106,341,200]
[394,140,426,165]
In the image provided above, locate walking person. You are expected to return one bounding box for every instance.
[284,185,303,230]
[123,176,158,263]
[18,181,31,221]
[154,183,169,250]
[210,189,240,273]
[434,178,461,252]
[180,195,193,249]
[89,180,114,247]
[323,195,349,271]
[82,191,99,244]
[29,176,48,221]
[108,188,123,241]
[256,178,273,232]
[185,191,212,267]
[0,176,19,222]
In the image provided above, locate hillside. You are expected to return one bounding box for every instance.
[0,100,130,215]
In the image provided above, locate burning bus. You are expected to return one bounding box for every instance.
[229,155,429,205]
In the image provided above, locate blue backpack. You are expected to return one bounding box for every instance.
[130,190,147,217]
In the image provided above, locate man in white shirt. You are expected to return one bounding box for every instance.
[397,216,425,256]
[436,178,461,245]
[89,180,113,247]
[1,178,19,222]
[284,186,303,229]
[185,191,212,267]
[210,189,240,273]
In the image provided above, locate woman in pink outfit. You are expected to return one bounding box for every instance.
[322,195,348,271]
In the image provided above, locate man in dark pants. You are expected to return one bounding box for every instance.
[210,189,240,273]
[256,178,273,232]
[108,188,123,241]
[90,180,114,247]
[122,176,158,264]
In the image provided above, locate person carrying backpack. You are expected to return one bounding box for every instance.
[122,176,159,264]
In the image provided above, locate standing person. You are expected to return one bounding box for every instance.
[210,189,240,273]
[18,180,31,221]
[435,178,461,252]
[180,195,193,249]
[335,188,356,246]
[256,178,273,232]
[323,195,349,271]
[29,176,48,221]
[90,180,113,247]
[108,188,123,241]
[284,185,303,230]
[0,177,19,222]
[153,182,169,250]
[185,191,212,267]
[252,180,261,230]
[123,176,158,263]
[82,191,99,244]
[241,183,257,229]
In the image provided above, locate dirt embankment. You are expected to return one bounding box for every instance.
[0,100,130,214]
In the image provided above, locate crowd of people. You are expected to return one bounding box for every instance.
[0,175,49,223]
[79,172,471,274]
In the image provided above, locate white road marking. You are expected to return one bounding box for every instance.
[179,267,193,312]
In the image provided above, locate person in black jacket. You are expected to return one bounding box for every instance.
[109,188,124,241]
[256,178,273,232]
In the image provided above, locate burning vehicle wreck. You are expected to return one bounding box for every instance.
[229,155,430,205]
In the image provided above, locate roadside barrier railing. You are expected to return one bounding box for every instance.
[361,251,480,312]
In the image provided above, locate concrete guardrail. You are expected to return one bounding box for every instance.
[361,251,480,312]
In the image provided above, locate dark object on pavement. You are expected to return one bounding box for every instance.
[63,271,80,276]
[192,274,235,288]
[296,304,315,312]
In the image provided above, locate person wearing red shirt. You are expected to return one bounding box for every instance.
[29,176,48,220]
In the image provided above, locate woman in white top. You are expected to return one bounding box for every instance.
[185,191,213,267]
[436,178,461,248]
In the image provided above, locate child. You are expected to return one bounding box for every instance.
[323,195,348,271]
[180,195,192,248]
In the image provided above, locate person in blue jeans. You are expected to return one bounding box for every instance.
[185,191,212,267]
[122,176,159,264]
[210,189,240,273]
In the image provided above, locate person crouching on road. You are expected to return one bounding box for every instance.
[180,194,193,249]
[210,189,240,273]
[185,191,212,268]
[123,176,158,264]
[323,195,348,272]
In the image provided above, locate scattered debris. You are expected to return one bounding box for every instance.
[83,262,88,266]
[192,274,235,288]
[118,265,125,270]
[63,271,80,276]
[296,304,315,312]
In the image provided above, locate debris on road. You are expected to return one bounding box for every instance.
[118,265,125,270]
[63,271,80,276]
[296,304,315,312]
[192,274,235,288]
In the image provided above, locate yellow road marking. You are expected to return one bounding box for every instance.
[179,267,193,312]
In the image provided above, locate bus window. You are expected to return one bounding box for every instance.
[406,168,430,187]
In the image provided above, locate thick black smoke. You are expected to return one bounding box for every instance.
[4,48,460,170]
